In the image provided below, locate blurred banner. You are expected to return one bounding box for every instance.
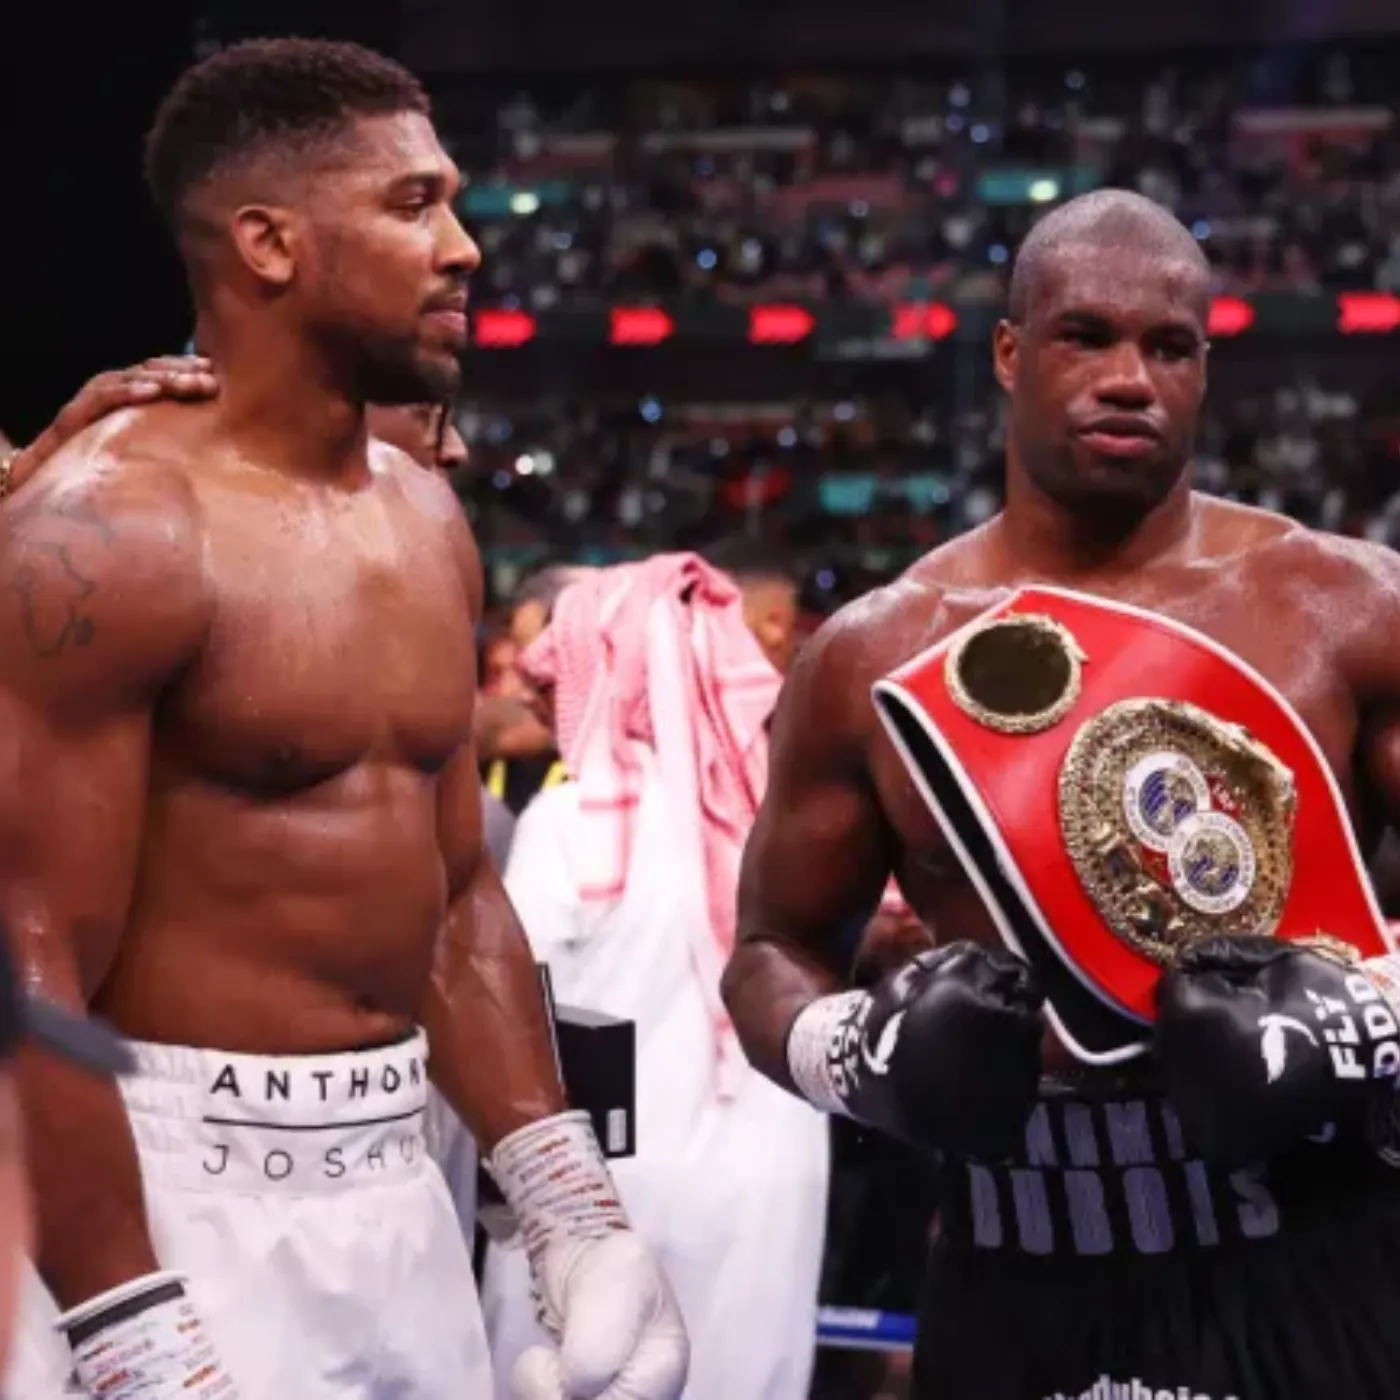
[403,0,1400,72]
[466,292,1400,355]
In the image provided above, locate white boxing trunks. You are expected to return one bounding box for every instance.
[3,1031,492,1399]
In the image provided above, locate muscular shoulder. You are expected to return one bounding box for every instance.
[1247,519,1400,612]
[0,411,212,709]
[1242,522,1400,696]
[781,567,964,753]
[370,439,483,619]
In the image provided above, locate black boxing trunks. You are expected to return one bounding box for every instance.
[911,1082,1400,1400]
[872,585,1393,1064]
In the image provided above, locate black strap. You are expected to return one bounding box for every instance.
[63,1278,186,1349]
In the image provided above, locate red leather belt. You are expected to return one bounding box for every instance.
[872,585,1393,1065]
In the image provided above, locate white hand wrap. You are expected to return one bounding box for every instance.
[487,1110,688,1400]
[56,1271,238,1400]
[785,990,868,1116]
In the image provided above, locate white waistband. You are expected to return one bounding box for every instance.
[120,1033,432,1195]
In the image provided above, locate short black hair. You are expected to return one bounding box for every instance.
[701,536,797,588]
[513,565,584,612]
[1007,189,1210,323]
[143,37,429,232]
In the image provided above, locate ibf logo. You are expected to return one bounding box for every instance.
[1306,971,1400,1083]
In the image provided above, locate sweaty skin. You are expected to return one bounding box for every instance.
[0,110,565,1310]
[725,200,1400,1089]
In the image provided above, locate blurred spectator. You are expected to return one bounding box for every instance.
[481,556,828,1400]
[460,377,1400,611]
[368,402,470,475]
[701,534,802,673]
[444,46,1400,311]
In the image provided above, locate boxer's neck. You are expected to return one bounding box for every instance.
[194,314,368,483]
[998,473,1195,580]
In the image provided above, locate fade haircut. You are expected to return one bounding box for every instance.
[700,535,797,589]
[1006,189,1210,324]
[143,37,429,235]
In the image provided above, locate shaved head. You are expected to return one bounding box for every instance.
[1008,190,1210,325]
[992,188,1211,524]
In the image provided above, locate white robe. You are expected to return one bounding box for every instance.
[482,748,829,1400]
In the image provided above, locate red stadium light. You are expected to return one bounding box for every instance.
[1338,293,1400,335]
[749,305,815,345]
[610,307,675,346]
[892,303,959,341]
[472,309,537,348]
[1207,297,1254,338]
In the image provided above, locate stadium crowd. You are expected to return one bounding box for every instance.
[435,45,1400,614]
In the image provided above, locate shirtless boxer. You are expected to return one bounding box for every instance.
[725,189,1400,1399]
[0,37,684,1400]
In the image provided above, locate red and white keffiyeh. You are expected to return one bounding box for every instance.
[519,553,782,1094]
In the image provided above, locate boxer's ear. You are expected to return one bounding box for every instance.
[993,319,1018,394]
[229,203,298,289]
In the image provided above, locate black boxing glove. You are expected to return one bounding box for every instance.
[784,941,1044,1161]
[1155,935,1400,1168]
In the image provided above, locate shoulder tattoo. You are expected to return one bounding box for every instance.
[3,496,115,659]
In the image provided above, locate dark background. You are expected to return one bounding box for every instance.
[4,0,1400,439]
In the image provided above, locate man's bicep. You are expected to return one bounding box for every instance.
[0,694,152,999]
[739,760,892,967]
[0,456,209,997]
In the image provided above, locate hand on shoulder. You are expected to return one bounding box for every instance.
[0,429,211,703]
[5,356,217,495]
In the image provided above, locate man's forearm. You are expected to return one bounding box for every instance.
[16,1049,159,1308]
[721,936,844,1091]
[422,857,567,1150]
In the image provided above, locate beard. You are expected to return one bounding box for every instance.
[353,329,461,406]
[308,311,461,407]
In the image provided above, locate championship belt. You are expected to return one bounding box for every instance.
[871,585,1394,1065]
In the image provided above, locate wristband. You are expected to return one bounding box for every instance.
[785,991,868,1117]
[56,1271,238,1400]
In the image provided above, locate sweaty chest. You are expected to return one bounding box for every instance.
[167,512,475,788]
[870,586,1365,901]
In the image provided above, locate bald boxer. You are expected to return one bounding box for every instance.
[0,37,683,1400]
[725,190,1400,1399]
